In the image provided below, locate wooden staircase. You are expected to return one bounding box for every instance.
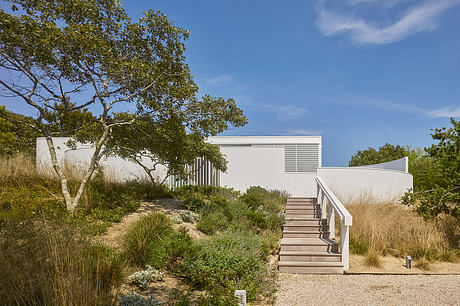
[278,197,344,274]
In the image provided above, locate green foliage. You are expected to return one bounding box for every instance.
[402,118,460,220]
[0,106,40,156]
[0,218,124,305]
[349,143,408,167]
[122,212,174,268]
[179,210,199,223]
[0,0,246,211]
[166,227,197,271]
[197,207,230,234]
[120,292,163,306]
[350,238,369,255]
[183,231,269,301]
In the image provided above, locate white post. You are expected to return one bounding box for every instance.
[316,184,321,207]
[321,194,327,219]
[328,204,335,239]
[340,220,349,270]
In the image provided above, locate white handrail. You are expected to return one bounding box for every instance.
[315,176,352,270]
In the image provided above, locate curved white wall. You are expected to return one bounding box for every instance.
[317,167,413,204]
[356,157,408,173]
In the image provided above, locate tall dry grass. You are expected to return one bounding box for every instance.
[346,201,457,260]
[0,218,124,305]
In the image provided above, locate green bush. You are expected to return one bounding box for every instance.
[180,197,206,211]
[183,231,269,301]
[122,212,174,268]
[197,209,230,235]
[166,227,197,272]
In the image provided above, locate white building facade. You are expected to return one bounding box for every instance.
[36,136,413,202]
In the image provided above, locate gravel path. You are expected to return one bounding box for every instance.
[275,273,460,305]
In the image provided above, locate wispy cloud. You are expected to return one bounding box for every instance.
[284,129,322,135]
[350,97,460,118]
[259,104,308,117]
[205,74,233,85]
[426,106,460,118]
[316,0,460,44]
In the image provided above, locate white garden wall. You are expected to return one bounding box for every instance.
[316,166,413,203]
[36,137,168,182]
[356,157,408,173]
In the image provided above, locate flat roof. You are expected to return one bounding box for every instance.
[209,136,321,145]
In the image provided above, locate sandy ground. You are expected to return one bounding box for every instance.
[275,273,460,306]
[348,254,460,274]
[100,199,205,248]
[101,198,207,304]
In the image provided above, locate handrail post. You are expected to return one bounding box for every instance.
[316,184,321,207]
[340,220,349,270]
[328,204,335,239]
[322,195,327,219]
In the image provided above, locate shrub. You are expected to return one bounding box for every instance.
[0,218,124,305]
[364,251,382,268]
[128,266,164,290]
[180,197,206,212]
[197,209,230,235]
[414,257,431,270]
[166,228,197,271]
[120,292,163,306]
[122,212,174,268]
[183,231,269,301]
[179,210,199,223]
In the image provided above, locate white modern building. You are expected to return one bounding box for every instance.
[36,135,412,202]
[36,135,414,273]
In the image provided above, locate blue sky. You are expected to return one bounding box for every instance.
[2,0,460,166]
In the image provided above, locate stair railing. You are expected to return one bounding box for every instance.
[315,177,352,270]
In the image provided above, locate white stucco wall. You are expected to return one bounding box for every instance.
[317,167,413,203]
[36,137,168,182]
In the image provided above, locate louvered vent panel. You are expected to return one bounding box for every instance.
[285,145,297,172]
[284,144,318,172]
[297,144,318,172]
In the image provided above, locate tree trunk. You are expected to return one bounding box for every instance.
[44,126,111,212]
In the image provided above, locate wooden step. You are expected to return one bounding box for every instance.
[284,219,327,225]
[285,204,320,209]
[279,250,341,262]
[285,214,322,219]
[283,230,330,238]
[283,224,329,232]
[287,198,316,203]
[278,261,343,274]
[280,238,338,252]
[285,208,321,214]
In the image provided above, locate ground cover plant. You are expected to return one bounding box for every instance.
[120,185,287,304]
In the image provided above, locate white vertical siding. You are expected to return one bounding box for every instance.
[219,145,317,196]
[317,167,413,203]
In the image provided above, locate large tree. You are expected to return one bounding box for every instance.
[0,0,246,211]
[402,118,459,220]
[348,143,408,167]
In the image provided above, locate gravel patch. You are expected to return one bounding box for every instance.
[275,273,460,305]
